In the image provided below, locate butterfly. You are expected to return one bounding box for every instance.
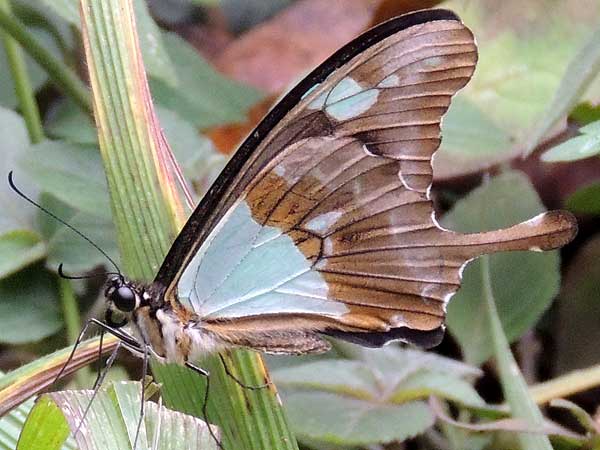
[101,8,577,366]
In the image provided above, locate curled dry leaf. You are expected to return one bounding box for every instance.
[370,0,444,26]
[214,0,445,94]
[214,0,382,94]
[206,94,278,154]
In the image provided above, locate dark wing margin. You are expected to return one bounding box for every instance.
[154,9,462,289]
[324,327,446,349]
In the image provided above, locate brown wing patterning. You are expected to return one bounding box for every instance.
[163,10,577,352]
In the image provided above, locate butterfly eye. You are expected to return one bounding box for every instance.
[110,286,138,312]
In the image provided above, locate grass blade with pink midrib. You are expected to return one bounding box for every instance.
[78,0,299,449]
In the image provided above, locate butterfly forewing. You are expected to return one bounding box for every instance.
[156,10,576,353]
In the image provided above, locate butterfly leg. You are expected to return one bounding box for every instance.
[218,353,271,390]
[52,316,142,390]
[150,397,163,450]
[74,339,123,438]
[92,330,106,390]
[89,317,144,351]
[132,344,150,450]
[52,317,99,386]
[72,321,147,440]
[184,362,223,450]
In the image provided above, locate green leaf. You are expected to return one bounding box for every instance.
[566,182,600,215]
[444,1,600,152]
[19,140,111,219]
[0,106,34,234]
[0,229,45,278]
[19,382,217,450]
[479,254,553,450]
[0,387,76,450]
[462,13,589,139]
[272,360,379,399]
[156,106,226,188]
[0,266,61,344]
[46,211,118,273]
[16,396,71,450]
[442,97,512,154]
[13,0,76,52]
[274,347,484,445]
[525,24,600,155]
[36,0,79,25]
[33,187,117,275]
[442,423,493,450]
[130,0,178,87]
[444,171,561,365]
[542,120,600,162]
[437,97,513,177]
[360,347,482,380]
[150,32,262,128]
[569,102,600,125]
[273,348,482,406]
[284,392,433,446]
[275,359,483,409]
[45,104,226,193]
[39,0,178,87]
[391,371,484,408]
[45,99,97,145]
[555,234,600,373]
[0,335,116,418]
[148,362,204,419]
[0,398,33,450]
[0,25,49,109]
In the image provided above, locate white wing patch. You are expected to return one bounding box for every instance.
[327,77,363,103]
[304,210,343,235]
[378,73,400,87]
[177,201,348,320]
[326,89,379,121]
[307,76,380,120]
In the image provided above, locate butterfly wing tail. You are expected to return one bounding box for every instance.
[449,210,577,260]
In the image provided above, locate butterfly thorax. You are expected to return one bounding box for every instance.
[104,276,223,365]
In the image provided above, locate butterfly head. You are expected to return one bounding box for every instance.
[104,275,144,327]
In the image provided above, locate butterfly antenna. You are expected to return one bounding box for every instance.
[58,263,122,281]
[8,171,121,275]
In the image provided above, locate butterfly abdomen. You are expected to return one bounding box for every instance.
[135,308,224,364]
[202,317,332,355]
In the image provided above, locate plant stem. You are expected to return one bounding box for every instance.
[0,6,92,114]
[530,364,600,405]
[481,255,553,450]
[0,0,43,143]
